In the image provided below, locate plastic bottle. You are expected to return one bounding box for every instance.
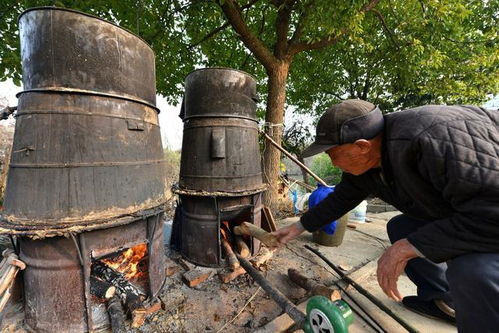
[349,200,368,223]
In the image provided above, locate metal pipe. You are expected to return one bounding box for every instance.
[305,245,419,333]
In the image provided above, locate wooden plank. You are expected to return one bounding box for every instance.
[261,206,277,232]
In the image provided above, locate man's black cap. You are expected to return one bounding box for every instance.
[301,99,384,158]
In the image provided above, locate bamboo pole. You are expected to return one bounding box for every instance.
[261,131,328,187]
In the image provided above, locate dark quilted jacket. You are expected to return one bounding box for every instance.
[300,105,499,263]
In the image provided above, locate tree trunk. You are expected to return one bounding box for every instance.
[263,62,290,210]
[297,156,310,185]
[0,144,12,202]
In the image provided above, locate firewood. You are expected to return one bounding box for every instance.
[221,237,240,271]
[218,266,246,283]
[0,251,18,283]
[107,294,126,333]
[132,301,162,328]
[234,236,250,258]
[91,262,146,326]
[90,276,116,300]
[0,282,13,313]
[288,269,341,301]
[251,246,275,269]
[233,222,280,248]
[0,257,26,296]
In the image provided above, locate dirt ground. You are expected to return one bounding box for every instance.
[0,203,398,333]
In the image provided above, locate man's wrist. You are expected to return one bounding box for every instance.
[394,239,421,260]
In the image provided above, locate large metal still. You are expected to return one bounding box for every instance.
[175,68,266,267]
[1,7,166,232]
[0,7,167,332]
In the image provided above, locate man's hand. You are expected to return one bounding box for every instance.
[376,238,419,302]
[271,221,306,245]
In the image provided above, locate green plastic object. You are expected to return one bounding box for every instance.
[303,296,354,333]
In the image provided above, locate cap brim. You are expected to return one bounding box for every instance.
[301,142,337,158]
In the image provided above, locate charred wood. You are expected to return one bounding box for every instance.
[107,294,126,333]
[91,262,145,322]
[90,276,116,300]
[288,269,341,301]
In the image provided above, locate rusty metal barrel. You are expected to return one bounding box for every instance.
[0,7,166,234]
[178,68,266,194]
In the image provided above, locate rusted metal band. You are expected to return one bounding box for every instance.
[180,172,263,179]
[183,114,257,122]
[10,159,167,168]
[0,204,166,238]
[17,87,159,112]
[15,110,159,127]
[172,185,267,197]
[183,123,258,130]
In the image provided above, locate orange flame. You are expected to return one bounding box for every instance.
[101,243,148,279]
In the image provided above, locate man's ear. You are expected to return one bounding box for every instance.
[354,139,371,153]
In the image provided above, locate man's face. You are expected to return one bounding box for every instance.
[325,143,372,175]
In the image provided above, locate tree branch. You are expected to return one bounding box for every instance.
[371,9,399,49]
[289,0,316,44]
[275,0,297,59]
[219,0,276,69]
[188,22,231,50]
[189,0,260,50]
[289,0,381,55]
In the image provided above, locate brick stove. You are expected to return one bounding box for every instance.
[0,8,166,332]
[172,68,267,267]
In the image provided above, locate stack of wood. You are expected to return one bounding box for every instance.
[0,249,26,313]
[218,221,280,283]
[90,261,160,331]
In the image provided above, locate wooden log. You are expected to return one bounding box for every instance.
[91,261,145,324]
[0,281,13,313]
[131,301,162,328]
[0,257,25,296]
[221,237,240,271]
[251,246,275,269]
[237,254,306,327]
[234,236,250,258]
[233,222,280,249]
[0,251,18,282]
[218,266,246,283]
[288,269,341,301]
[107,294,126,333]
[90,276,116,300]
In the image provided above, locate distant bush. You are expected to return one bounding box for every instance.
[164,148,181,183]
[308,153,342,186]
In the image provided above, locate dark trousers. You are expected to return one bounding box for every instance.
[387,214,499,332]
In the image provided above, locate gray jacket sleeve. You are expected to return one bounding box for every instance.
[406,120,499,263]
[300,173,369,232]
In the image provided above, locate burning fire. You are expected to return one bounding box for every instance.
[101,243,148,279]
